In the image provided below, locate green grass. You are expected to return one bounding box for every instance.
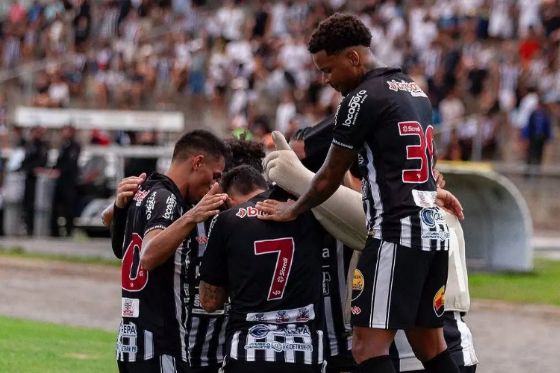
[469,258,560,306]
[0,316,116,373]
[0,247,119,267]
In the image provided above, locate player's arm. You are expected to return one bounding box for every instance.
[199,281,227,313]
[259,91,368,222]
[102,174,146,258]
[263,133,366,250]
[140,183,227,270]
[258,145,356,221]
[199,214,228,312]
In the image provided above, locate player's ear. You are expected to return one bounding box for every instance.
[346,49,360,67]
[191,154,204,170]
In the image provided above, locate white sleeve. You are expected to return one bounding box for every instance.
[264,147,367,251]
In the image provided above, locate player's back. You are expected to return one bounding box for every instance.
[333,67,449,251]
[202,188,324,366]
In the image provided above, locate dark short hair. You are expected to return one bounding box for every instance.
[225,138,265,173]
[172,130,229,162]
[221,165,267,196]
[308,13,372,55]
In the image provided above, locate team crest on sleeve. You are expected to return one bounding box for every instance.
[386,79,427,97]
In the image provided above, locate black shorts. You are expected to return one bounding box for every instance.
[325,353,356,373]
[351,238,448,329]
[221,357,324,373]
[117,354,187,373]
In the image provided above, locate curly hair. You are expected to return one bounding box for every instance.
[225,138,266,173]
[308,13,372,55]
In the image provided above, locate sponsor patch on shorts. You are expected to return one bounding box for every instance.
[433,286,445,317]
[352,269,365,300]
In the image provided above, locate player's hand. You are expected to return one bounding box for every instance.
[436,188,464,220]
[434,168,446,188]
[186,182,227,223]
[115,173,147,208]
[255,199,298,222]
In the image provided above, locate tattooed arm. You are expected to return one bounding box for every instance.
[199,281,227,313]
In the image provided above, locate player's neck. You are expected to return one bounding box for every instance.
[165,167,190,200]
[364,54,387,71]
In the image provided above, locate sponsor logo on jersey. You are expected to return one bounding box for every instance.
[119,322,138,337]
[412,190,437,208]
[235,206,262,218]
[322,271,331,296]
[145,192,156,220]
[420,208,450,241]
[351,306,361,315]
[117,343,138,353]
[122,297,140,318]
[420,208,444,228]
[433,286,445,317]
[341,90,368,127]
[352,269,365,300]
[386,79,428,97]
[244,341,313,353]
[163,194,176,220]
[246,304,315,324]
[133,189,149,206]
[195,235,208,245]
[248,324,311,339]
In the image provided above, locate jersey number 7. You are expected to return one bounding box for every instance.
[254,238,295,301]
[398,121,435,184]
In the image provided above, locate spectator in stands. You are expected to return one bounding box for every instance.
[0,0,558,166]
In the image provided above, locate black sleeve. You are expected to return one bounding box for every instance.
[110,204,128,259]
[199,214,228,287]
[143,189,181,236]
[332,89,376,151]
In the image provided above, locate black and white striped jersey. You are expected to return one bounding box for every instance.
[200,188,325,366]
[117,173,189,362]
[332,68,449,251]
[321,233,352,358]
[184,220,228,368]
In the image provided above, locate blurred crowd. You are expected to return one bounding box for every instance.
[0,0,559,163]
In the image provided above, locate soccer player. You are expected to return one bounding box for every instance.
[106,137,268,373]
[182,139,267,373]
[264,131,477,373]
[258,13,462,373]
[199,165,326,373]
[291,117,356,373]
[113,130,228,373]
